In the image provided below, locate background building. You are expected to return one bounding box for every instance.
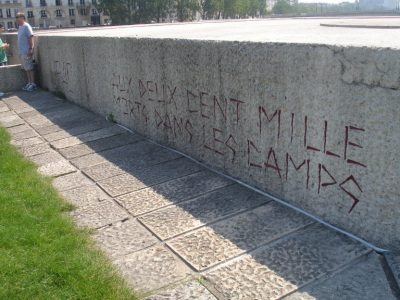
[0,0,110,30]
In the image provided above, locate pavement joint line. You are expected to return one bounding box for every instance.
[168,220,318,274]
[122,182,237,219]
[158,199,273,243]
[199,221,319,274]
[379,253,400,298]
[138,197,274,242]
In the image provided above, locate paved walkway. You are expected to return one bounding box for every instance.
[1,90,399,299]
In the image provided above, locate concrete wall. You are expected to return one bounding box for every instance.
[35,34,399,250]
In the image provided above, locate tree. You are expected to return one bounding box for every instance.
[175,0,199,22]
[96,0,173,24]
[272,0,294,14]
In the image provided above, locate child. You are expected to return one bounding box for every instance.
[0,24,10,66]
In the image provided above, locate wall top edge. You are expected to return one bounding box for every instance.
[30,18,400,49]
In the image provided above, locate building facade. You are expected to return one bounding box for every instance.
[0,0,110,30]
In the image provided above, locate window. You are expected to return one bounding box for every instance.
[56,0,62,5]
[56,9,61,17]
[80,0,85,5]
[81,8,86,15]
[27,11,33,18]
[40,0,47,6]
[92,0,96,4]
[0,10,2,18]
[7,21,13,29]
[6,9,11,18]
[40,10,47,18]
[70,19,75,25]
[68,0,73,5]
[26,0,32,7]
[91,9,97,15]
[69,8,74,16]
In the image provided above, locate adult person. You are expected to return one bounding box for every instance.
[16,12,36,92]
[0,24,10,66]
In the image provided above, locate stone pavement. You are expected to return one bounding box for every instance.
[1,90,399,299]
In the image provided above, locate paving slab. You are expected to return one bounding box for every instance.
[23,114,54,128]
[116,170,233,216]
[113,246,193,292]
[69,140,162,169]
[6,123,32,134]
[0,114,25,128]
[69,152,108,169]
[144,280,217,300]
[9,129,39,141]
[29,150,66,166]
[34,116,108,135]
[50,125,127,149]
[84,156,203,183]
[203,223,370,299]
[138,184,270,240]
[27,110,93,129]
[58,131,144,159]
[10,136,46,147]
[59,184,110,206]
[28,105,90,124]
[18,102,72,120]
[167,202,314,271]
[4,92,64,112]
[283,251,396,300]
[93,159,199,197]
[0,110,18,118]
[52,171,95,191]
[94,219,158,259]
[76,140,181,170]
[18,143,52,157]
[37,160,77,177]
[69,199,130,229]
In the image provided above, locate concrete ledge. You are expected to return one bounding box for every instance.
[0,65,27,93]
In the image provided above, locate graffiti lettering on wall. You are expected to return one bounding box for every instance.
[53,60,74,94]
[111,74,366,213]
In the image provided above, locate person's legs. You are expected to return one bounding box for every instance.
[27,69,34,85]
[20,54,36,90]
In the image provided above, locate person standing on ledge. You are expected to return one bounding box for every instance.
[16,12,36,92]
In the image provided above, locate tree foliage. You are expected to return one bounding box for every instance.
[96,0,267,24]
[271,1,357,15]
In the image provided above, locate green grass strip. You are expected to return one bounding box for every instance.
[0,126,138,300]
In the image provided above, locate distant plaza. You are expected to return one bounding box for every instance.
[0,0,399,31]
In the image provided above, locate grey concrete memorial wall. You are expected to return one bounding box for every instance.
[35,20,399,250]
